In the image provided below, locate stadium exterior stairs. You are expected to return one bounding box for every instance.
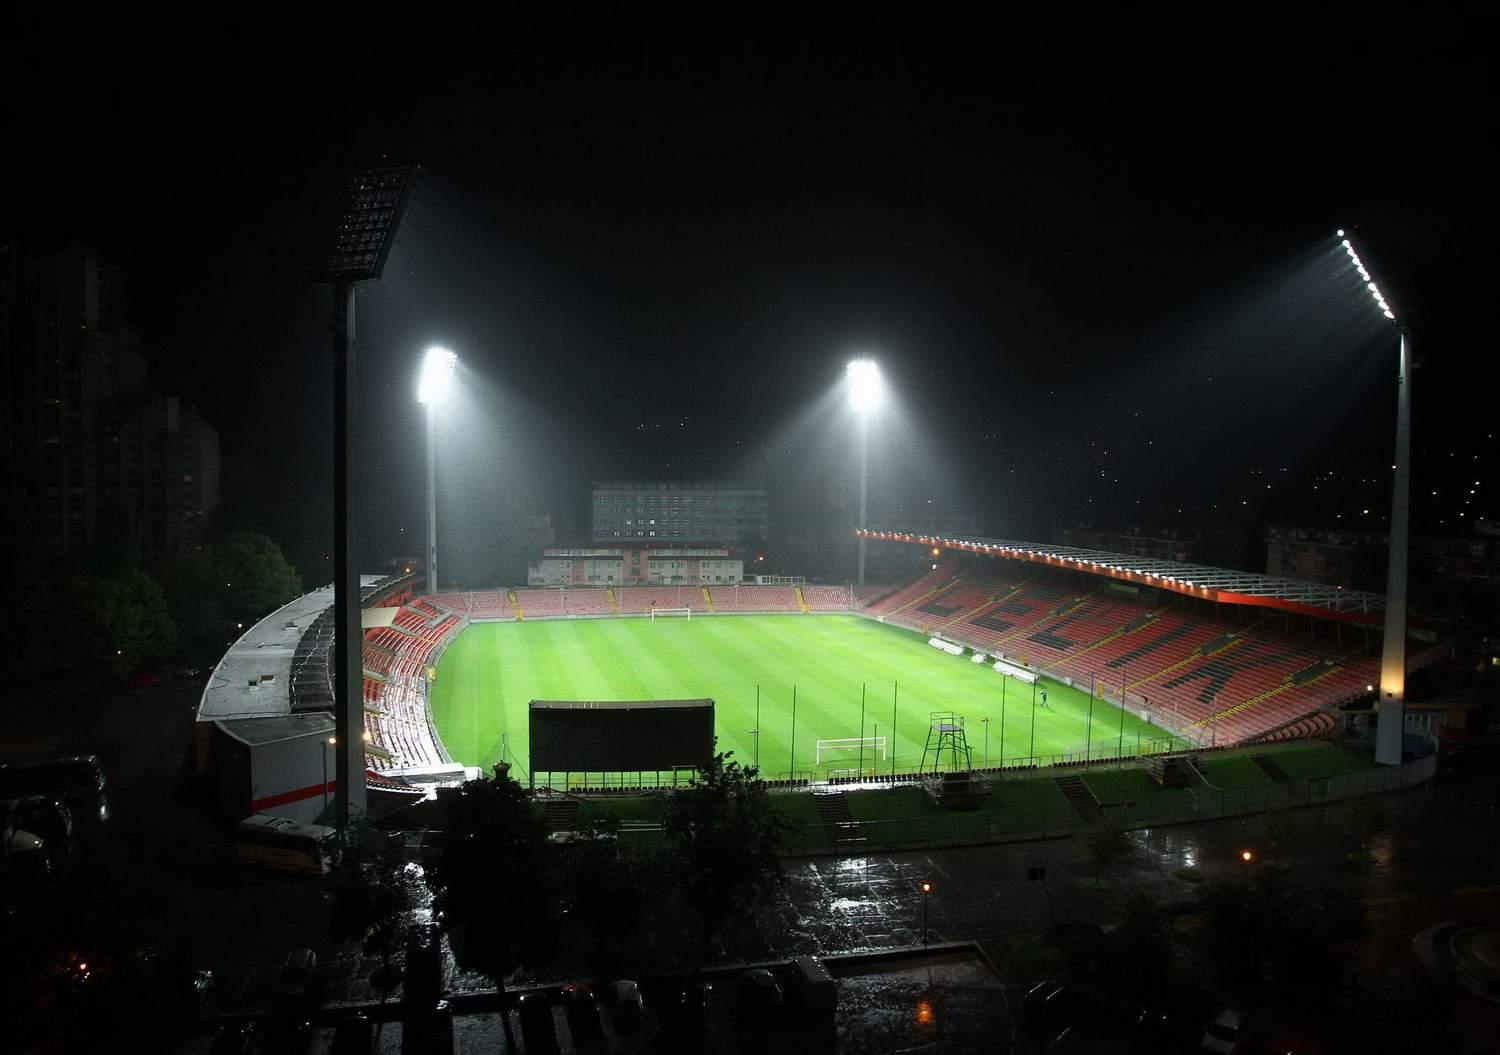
[701,587,714,612]
[508,589,523,620]
[813,791,865,846]
[1249,753,1291,783]
[544,798,579,833]
[795,585,809,613]
[1053,775,1101,823]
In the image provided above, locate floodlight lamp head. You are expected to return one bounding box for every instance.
[846,358,883,414]
[418,346,458,404]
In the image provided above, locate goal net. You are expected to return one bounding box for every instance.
[815,736,887,766]
[650,607,692,622]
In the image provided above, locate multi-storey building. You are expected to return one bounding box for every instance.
[591,481,766,545]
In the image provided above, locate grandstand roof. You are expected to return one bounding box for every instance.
[858,529,1387,624]
[196,575,389,723]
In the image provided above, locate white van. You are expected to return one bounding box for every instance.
[234,814,337,874]
[789,955,836,1012]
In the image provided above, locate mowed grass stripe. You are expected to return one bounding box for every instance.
[426,615,1176,776]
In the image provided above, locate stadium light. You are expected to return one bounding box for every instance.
[316,162,417,829]
[417,345,457,405]
[1336,229,1409,766]
[418,346,459,594]
[847,359,883,586]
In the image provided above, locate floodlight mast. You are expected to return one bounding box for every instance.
[847,360,882,585]
[1340,230,1409,766]
[314,163,416,826]
[418,347,457,594]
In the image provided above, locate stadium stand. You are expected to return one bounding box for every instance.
[467,591,515,620]
[513,589,564,619]
[709,585,800,612]
[804,584,856,611]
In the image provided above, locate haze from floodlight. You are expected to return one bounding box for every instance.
[847,359,883,414]
[418,346,458,404]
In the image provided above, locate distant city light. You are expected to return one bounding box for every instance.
[418,346,458,404]
[846,359,883,414]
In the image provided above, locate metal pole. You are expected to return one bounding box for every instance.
[892,681,899,778]
[754,684,761,770]
[1085,676,1094,764]
[999,675,1007,767]
[321,740,329,814]
[1376,329,1412,766]
[333,281,366,825]
[1029,679,1037,760]
[857,414,869,586]
[922,888,930,946]
[1118,673,1127,758]
[426,398,438,594]
[983,717,989,767]
[790,684,797,781]
[858,683,867,778]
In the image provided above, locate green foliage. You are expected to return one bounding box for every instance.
[325,820,416,977]
[158,532,302,659]
[554,817,666,977]
[1261,804,1296,863]
[83,569,178,676]
[426,765,553,987]
[661,751,791,951]
[1192,871,1367,1007]
[1076,813,1131,883]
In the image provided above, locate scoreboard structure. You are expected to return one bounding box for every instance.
[528,699,715,789]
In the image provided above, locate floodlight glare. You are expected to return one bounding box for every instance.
[847,359,883,414]
[1337,231,1397,323]
[418,346,458,404]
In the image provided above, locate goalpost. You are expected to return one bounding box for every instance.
[650,607,692,622]
[815,736,887,767]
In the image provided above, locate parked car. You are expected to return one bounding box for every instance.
[1201,1007,1247,1053]
[1,796,72,856]
[273,948,318,1005]
[127,671,162,689]
[261,1017,313,1054]
[1022,981,1087,1035]
[739,968,784,1015]
[560,983,603,1043]
[403,1001,454,1055]
[331,1014,372,1055]
[611,979,645,1031]
[209,1021,256,1055]
[0,756,106,803]
[168,665,202,680]
[789,955,837,1012]
[670,979,713,1034]
[517,993,558,1054]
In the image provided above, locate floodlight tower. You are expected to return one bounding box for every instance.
[847,359,883,585]
[1337,229,1408,766]
[418,346,458,594]
[314,163,416,826]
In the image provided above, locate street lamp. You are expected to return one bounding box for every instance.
[322,736,336,814]
[920,878,933,946]
[417,346,458,595]
[847,359,883,586]
[1337,230,1409,766]
[314,162,416,828]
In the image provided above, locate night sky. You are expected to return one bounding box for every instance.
[5,11,1495,580]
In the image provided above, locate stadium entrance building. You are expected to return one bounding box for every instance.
[528,546,742,586]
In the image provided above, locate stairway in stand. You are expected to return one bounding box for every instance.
[507,589,523,620]
[1249,753,1290,783]
[543,797,579,833]
[795,585,809,613]
[607,587,619,613]
[701,586,714,611]
[1054,774,1102,822]
[813,791,865,846]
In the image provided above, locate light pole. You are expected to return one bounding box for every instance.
[314,163,416,828]
[322,736,335,814]
[847,359,882,586]
[920,878,933,946]
[1336,231,1409,767]
[981,716,990,767]
[418,346,458,595]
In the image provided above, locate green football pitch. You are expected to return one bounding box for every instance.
[427,614,1178,782]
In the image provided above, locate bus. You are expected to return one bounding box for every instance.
[234,814,337,875]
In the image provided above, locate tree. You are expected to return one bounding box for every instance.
[84,569,177,676]
[1261,804,1296,866]
[1076,813,1131,886]
[660,751,791,954]
[326,819,416,996]
[554,817,665,979]
[1107,892,1174,1005]
[1342,798,1388,856]
[425,765,551,1049]
[210,532,303,626]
